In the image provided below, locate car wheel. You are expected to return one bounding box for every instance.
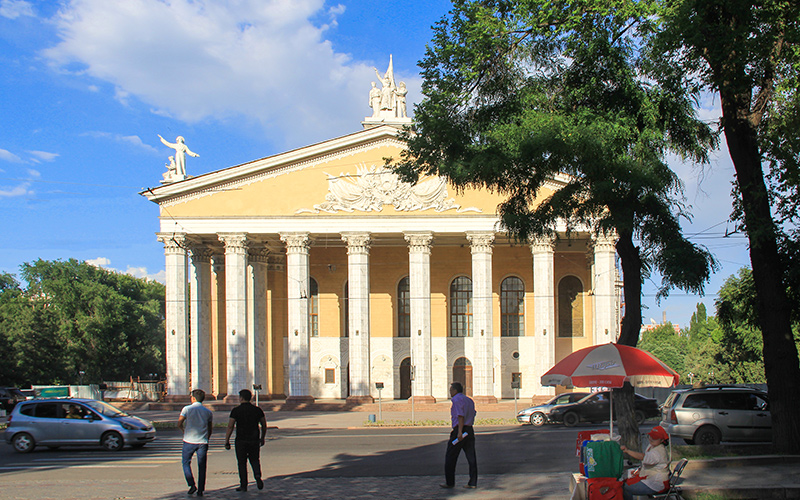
[12,433,35,453]
[634,410,646,425]
[694,426,721,446]
[101,431,124,451]
[563,412,580,427]
[530,413,546,427]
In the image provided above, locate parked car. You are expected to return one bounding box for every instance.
[0,387,27,411]
[548,391,660,427]
[516,392,591,426]
[5,398,156,453]
[660,385,771,445]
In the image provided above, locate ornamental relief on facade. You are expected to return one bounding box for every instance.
[297,164,482,214]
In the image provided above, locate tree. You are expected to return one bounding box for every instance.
[392,0,717,447]
[638,323,688,379]
[649,0,800,452]
[0,259,166,386]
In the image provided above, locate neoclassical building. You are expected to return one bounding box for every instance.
[143,81,621,403]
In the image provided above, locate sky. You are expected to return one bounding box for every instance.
[0,0,751,329]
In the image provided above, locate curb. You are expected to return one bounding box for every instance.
[684,455,800,469]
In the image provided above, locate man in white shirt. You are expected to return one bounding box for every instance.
[178,389,213,496]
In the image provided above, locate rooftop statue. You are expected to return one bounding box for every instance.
[364,55,412,127]
[158,134,199,183]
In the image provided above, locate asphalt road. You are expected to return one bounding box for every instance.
[0,423,589,498]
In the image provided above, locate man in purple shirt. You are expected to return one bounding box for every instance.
[441,381,478,489]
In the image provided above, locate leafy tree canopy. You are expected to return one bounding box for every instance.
[0,259,165,387]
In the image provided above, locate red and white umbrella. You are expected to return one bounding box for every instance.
[541,343,679,434]
[541,343,680,389]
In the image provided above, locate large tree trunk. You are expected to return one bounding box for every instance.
[721,94,800,454]
[615,231,642,347]
[613,231,641,447]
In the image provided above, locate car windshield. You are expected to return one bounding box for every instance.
[83,400,129,417]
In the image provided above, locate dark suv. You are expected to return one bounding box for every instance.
[660,385,771,445]
[0,387,27,411]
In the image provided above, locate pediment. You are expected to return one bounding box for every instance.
[142,125,568,219]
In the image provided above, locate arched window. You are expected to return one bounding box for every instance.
[309,277,319,337]
[397,276,410,337]
[450,276,473,337]
[343,281,349,338]
[501,276,525,337]
[558,276,584,337]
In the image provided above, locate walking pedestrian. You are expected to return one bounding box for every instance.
[441,381,478,489]
[178,389,213,497]
[224,389,267,492]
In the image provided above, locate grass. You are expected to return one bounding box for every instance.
[363,417,519,427]
[671,443,774,460]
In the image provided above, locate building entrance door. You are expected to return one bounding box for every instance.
[453,357,473,397]
[399,357,411,400]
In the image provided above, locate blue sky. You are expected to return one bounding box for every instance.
[0,0,750,329]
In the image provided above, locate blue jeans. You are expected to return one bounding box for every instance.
[623,480,660,500]
[182,441,209,492]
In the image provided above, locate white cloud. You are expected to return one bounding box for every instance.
[86,257,112,267]
[86,258,166,283]
[0,0,34,19]
[28,150,59,162]
[0,182,33,197]
[41,0,417,147]
[26,168,41,177]
[82,131,159,154]
[0,148,23,163]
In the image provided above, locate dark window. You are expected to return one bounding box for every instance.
[34,402,59,418]
[450,276,473,337]
[309,278,319,337]
[501,277,525,337]
[397,276,410,337]
[684,393,718,409]
[325,368,335,384]
[558,276,584,337]
[20,404,35,417]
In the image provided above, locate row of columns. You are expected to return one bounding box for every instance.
[158,230,618,402]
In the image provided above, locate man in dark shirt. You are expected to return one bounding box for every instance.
[224,389,267,492]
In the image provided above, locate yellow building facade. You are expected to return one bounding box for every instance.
[143,124,620,403]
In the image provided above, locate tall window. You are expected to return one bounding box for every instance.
[397,276,410,337]
[343,281,349,338]
[501,276,525,337]
[449,276,473,337]
[309,277,319,337]
[558,276,584,337]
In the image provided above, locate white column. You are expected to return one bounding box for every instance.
[157,232,190,400]
[280,232,314,402]
[592,232,618,344]
[531,236,556,395]
[467,231,496,403]
[342,232,373,402]
[404,232,435,403]
[218,233,249,400]
[248,247,269,394]
[189,245,212,393]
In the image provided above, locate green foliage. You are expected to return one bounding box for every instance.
[393,0,717,346]
[0,259,165,386]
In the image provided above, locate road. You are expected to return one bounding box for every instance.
[0,423,589,499]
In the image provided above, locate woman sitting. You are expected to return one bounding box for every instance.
[619,425,670,500]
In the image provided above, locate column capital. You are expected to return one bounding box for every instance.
[157,232,187,254]
[280,232,311,254]
[590,231,618,252]
[466,231,495,254]
[341,232,371,255]
[404,231,434,254]
[248,247,270,263]
[188,245,213,263]
[529,235,556,254]
[218,233,249,255]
